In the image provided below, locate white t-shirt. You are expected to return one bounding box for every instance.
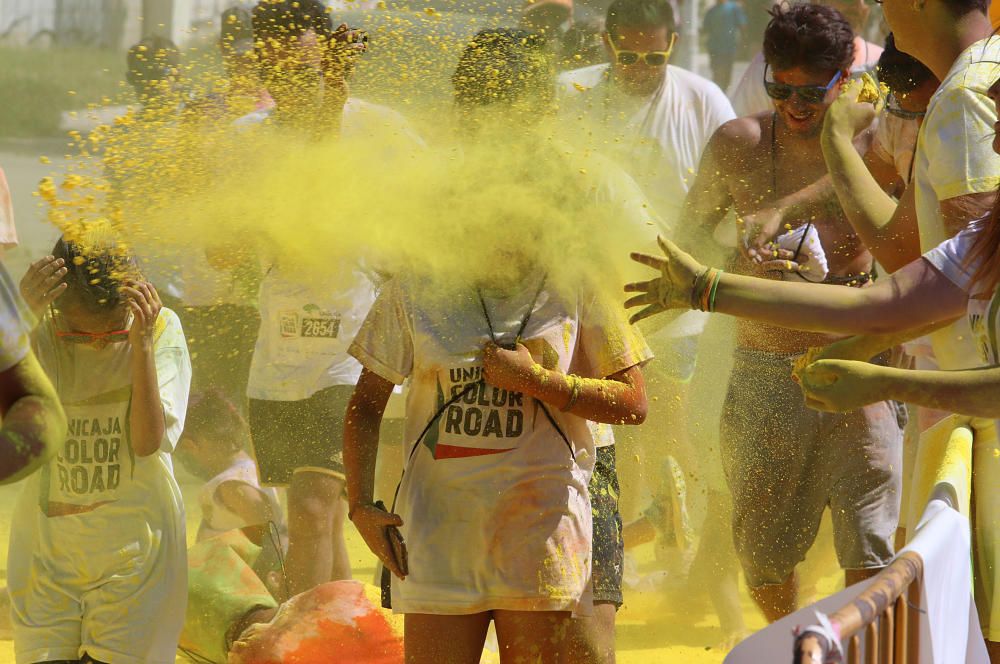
[913,37,1000,370]
[558,63,735,227]
[0,263,28,372]
[247,264,379,401]
[239,98,423,401]
[558,64,733,340]
[196,451,284,541]
[349,277,651,614]
[872,110,919,186]
[729,39,882,118]
[29,308,191,504]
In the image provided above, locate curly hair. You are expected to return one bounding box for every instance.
[763,3,855,74]
[52,235,137,312]
[452,29,554,109]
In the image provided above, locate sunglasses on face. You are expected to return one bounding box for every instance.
[609,33,677,67]
[885,93,927,120]
[763,66,843,104]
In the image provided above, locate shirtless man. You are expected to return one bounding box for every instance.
[679,3,902,621]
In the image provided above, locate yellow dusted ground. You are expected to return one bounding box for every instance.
[0,479,848,663]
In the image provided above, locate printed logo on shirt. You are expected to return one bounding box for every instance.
[55,415,124,497]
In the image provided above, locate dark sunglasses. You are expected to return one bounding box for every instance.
[763,65,843,104]
[885,93,926,120]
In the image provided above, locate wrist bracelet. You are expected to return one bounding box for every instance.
[689,267,710,310]
[562,375,582,412]
[708,269,724,312]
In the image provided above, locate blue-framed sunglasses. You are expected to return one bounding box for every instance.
[763,64,843,104]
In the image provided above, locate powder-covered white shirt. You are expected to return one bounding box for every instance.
[873,110,920,186]
[913,38,1000,370]
[350,277,650,614]
[558,63,734,227]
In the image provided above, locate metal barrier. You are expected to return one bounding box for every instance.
[794,552,924,663]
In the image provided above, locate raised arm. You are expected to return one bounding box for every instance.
[624,236,968,336]
[482,343,648,425]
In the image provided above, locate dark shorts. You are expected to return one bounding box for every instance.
[590,445,624,607]
[248,384,354,486]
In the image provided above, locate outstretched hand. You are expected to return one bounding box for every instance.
[798,359,888,413]
[624,236,705,324]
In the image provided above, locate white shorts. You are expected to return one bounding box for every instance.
[8,470,187,664]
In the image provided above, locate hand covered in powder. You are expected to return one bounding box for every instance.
[738,207,784,257]
[122,281,161,350]
[798,359,889,413]
[822,76,883,143]
[625,236,705,323]
[482,341,537,393]
[19,255,67,315]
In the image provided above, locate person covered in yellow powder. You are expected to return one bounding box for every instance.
[237,0,422,602]
[0,262,64,483]
[9,236,191,664]
[661,3,904,623]
[624,72,1000,664]
[343,30,652,664]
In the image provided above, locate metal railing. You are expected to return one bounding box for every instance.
[794,553,924,664]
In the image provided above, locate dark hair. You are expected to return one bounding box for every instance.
[126,36,180,88]
[876,33,935,95]
[606,0,676,37]
[940,0,988,17]
[763,4,854,74]
[51,236,136,312]
[183,390,248,454]
[452,29,554,108]
[252,0,333,43]
[220,5,254,49]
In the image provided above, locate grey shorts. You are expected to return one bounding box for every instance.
[720,347,902,588]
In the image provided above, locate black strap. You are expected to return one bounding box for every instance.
[770,111,813,263]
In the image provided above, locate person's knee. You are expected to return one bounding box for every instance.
[289,473,344,531]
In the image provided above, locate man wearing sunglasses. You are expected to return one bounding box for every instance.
[729,0,883,118]
[677,3,904,623]
[558,0,740,650]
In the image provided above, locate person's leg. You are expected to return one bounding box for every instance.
[719,348,826,623]
[494,610,573,663]
[329,492,351,581]
[404,613,491,664]
[686,489,747,646]
[827,396,903,599]
[748,574,798,623]
[564,445,622,663]
[285,470,347,596]
[564,603,616,664]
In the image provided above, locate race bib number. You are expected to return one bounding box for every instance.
[279,311,341,339]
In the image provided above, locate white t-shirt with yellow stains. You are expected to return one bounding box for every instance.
[350,277,651,615]
[914,37,1000,370]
